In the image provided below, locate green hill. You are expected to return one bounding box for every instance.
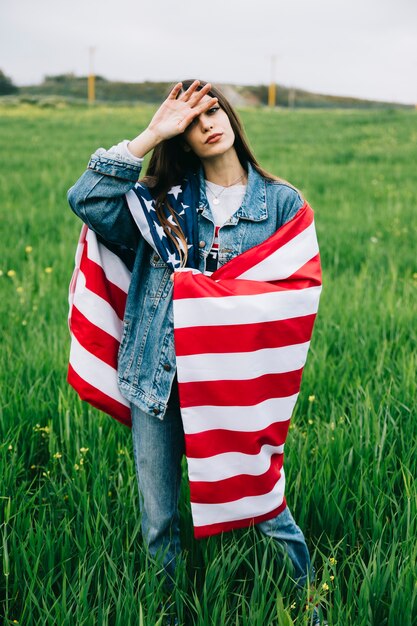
[9,73,413,109]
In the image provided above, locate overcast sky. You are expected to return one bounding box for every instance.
[2,0,417,104]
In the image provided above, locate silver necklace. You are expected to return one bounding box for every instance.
[205,173,246,205]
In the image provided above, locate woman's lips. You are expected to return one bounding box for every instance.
[206,134,222,144]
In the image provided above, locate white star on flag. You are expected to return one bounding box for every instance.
[154,222,166,240]
[143,198,156,213]
[167,251,181,267]
[168,185,182,200]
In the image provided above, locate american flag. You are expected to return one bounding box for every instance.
[67,203,321,538]
[67,223,132,427]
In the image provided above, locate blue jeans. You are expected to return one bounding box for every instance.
[130,384,314,589]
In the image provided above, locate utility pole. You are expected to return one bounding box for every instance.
[88,46,96,105]
[268,55,277,108]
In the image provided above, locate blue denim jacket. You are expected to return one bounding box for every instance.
[67,147,304,419]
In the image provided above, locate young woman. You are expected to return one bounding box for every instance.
[68,79,322,624]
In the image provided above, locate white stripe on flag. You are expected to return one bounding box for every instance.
[125,189,158,253]
[181,395,298,434]
[187,443,285,481]
[69,334,130,408]
[173,286,321,329]
[73,271,124,338]
[191,469,286,527]
[85,229,131,293]
[238,221,319,281]
[176,342,310,383]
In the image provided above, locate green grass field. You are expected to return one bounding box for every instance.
[0,103,416,626]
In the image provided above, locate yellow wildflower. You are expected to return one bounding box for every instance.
[44,267,53,274]
[16,286,24,293]
[108,491,113,497]
[25,246,33,253]
[74,463,80,471]
[0,270,3,276]
[330,575,335,581]
[118,449,126,455]
[413,273,417,280]
[308,419,314,425]
[329,557,337,565]
[22,320,27,326]
[290,602,296,609]
[8,444,13,451]
[308,395,315,402]
[34,424,50,434]
[53,452,62,459]
[7,270,16,277]
[79,458,84,465]
[322,583,329,592]
[30,464,37,469]
[80,447,89,454]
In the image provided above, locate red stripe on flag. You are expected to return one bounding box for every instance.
[67,364,132,427]
[190,453,284,504]
[174,314,316,356]
[185,421,290,458]
[174,271,318,300]
[279,253,322,287]
[80,244,127,321]
[193,498,287,539]
[70,305,121,368]
[178,369,303,408]
[212,203,312,280]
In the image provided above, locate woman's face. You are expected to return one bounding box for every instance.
[183,94,235,160]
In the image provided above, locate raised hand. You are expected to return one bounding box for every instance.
[147,80,218,141]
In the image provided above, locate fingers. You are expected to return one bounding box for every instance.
[168,82,183,100]
[187,82,213,106]
[181,80,201,102]
[182,80,213,105]
[178,96,219,132]
[194,96,218,115]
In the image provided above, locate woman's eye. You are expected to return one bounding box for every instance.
[208,107,220,114]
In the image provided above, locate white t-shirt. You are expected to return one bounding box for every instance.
[204,181,246,275]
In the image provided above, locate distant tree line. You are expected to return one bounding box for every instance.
[0,70,18,95]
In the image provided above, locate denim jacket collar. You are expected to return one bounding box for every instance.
[195,160,267,223]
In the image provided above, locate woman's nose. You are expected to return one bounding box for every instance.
[199,115,213,131]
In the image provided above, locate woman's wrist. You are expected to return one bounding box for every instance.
[128,127,162,158]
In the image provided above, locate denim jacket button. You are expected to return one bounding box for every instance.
[199,240,206,248]
[163,364,171,372]
[152,407,160,415]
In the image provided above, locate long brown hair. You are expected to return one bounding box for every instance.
[140,79,295,266]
